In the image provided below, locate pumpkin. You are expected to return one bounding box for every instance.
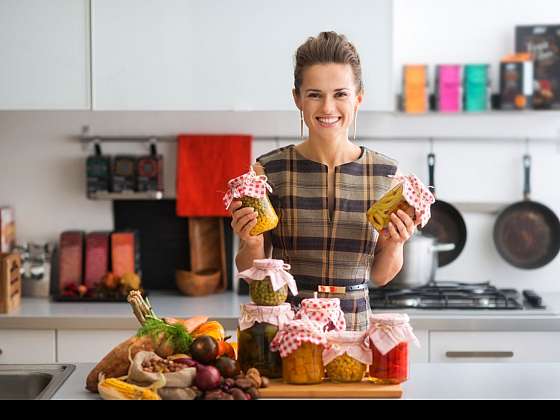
[192,321,225,342]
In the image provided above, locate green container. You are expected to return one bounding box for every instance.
[464,64,490,112]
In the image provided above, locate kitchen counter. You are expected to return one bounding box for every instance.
[54,362,560,400]
[2,291,560,332]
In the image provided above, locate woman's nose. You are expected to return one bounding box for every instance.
[320,96,336,114]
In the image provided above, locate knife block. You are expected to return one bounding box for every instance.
[0,253,22,313]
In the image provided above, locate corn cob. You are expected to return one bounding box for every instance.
[98,377,161,400]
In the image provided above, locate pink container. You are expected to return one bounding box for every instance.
[437,65,462,112]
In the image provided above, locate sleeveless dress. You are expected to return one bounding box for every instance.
[257,145,398,331]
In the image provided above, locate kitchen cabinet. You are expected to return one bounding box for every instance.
[0,0,91,110]
[430,331,560,363]
[57,329,137,363]
[92,0,393,111]
[0,330,56,364]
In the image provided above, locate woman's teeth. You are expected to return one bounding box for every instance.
[317,117,341,127]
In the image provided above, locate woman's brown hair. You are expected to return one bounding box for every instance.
[294,31,363,96]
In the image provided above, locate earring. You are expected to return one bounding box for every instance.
[353,111,358,142]
[300,110,304,142]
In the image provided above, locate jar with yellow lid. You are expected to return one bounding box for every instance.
[224,168,279,236]
[270,319,327,385]
[324,331,372,383]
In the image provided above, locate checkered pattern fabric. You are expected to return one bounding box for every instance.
[270,319,327,359]
[257,145,398,331]
[223,167,273,210]
[295,298,346,332]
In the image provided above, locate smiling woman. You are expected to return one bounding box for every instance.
[230,32,420,331]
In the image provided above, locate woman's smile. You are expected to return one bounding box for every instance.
[316,115,342,128]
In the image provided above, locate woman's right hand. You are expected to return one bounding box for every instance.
[229,201,264,249]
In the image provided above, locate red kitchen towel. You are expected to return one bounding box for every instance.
[176,134,252,217]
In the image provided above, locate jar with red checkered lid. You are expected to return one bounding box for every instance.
[324,330,372,383]
[270,319,327,385]
[223,167,279,236]
[366,314,420,385]
[237,259,298,306]
[295,297,346,332]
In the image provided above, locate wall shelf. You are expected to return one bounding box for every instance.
[88,191,164,201]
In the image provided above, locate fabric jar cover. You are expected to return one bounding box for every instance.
[389,173,435,228]
[237,259,298,296]
[296,297,346,332]
[270,319,328,359]
[323,330,373,366]
[238,303,295,332]
[366,313,420,356]
[223,167,273,210]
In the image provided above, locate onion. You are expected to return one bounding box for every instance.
[194,365,222,391]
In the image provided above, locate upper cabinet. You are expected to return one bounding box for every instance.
[92,0,394,111]
[0,0,90,110]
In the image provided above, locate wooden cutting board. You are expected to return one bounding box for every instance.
[260,379,403,399]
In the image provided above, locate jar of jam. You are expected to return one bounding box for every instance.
[237,303,294,379]
[324,331,372,383]
[366,314,419,385]
[270,319,327,385]
[237,259,298,307]
[224,168,279,237]
[295,297,346,332]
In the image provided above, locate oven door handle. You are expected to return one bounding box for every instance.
[446,351,514,359]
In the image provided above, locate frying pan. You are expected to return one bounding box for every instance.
[421,153,468,267]
[493,154,560,269]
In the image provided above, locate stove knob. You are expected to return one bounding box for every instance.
[523,290,544,308]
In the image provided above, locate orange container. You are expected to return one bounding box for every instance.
[111,232,136,278]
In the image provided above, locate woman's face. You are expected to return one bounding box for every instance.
[294,63,363,140]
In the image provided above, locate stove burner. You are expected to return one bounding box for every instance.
[370,281,538,310]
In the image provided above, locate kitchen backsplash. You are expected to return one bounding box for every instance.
[0,111,559,291]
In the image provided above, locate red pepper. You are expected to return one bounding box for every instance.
[369,341,408,383]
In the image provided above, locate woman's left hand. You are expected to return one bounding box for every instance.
[382,210,419,245]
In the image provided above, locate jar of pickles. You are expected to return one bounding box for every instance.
[295,297,346,332]
[237,259,298,306]
[367,174,435,234]
[270,319,327,385]
[366,314,420,385]
[324,331,372,383]
[223,167,279,236]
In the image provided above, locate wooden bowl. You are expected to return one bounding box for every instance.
[175,269,221,297]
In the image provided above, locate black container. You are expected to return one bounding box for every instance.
[112,156,137,192]
[86,144,111,197]
[499,61,534,110]
[137,144,163,193]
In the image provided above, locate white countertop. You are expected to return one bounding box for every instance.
[54,362,560,400]
[2,291,560,331]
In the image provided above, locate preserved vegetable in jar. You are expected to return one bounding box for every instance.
[295,297,346,332]
[324,331,372,383]
[237,304,294,379]
[366,314,419,385]
[367,174,435,233]
[270,319,327,385]
[238,259,298,307]
[224,168,279,236]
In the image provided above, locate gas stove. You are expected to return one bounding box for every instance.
[370,281,546,311]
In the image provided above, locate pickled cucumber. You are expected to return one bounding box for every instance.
[367,184,415,232]
[250,277,288,306]
[240,195,279,236]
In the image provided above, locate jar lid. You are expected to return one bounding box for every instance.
[237,260,298,296]
[389,173,435,228]
[369,313,410,326]
[254,259,287,270]
[238,303,294,331]
[324,330,372,366]
[367,313,420,356]
[296,298,346,332]
[270,319,327,358]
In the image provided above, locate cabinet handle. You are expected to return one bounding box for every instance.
[0,349,3,356]
[446,351,514,359]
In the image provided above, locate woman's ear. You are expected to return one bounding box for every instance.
[355,91,364,110]
[293,88,302,111]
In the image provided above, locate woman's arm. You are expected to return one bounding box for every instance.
[371,209,417,287]
[235,232,272,272]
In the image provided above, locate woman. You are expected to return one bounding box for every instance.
[230,32,419,331]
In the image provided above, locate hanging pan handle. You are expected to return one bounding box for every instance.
[428,153,436,196]
[523,154,531,201]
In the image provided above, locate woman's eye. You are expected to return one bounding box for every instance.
[336,92,348,98]
[308,93,320,98]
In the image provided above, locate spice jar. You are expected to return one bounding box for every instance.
[237,259,298,306]
[270,319,327,385]
[366,314,420,385]
[296,297,346,332]
[223,167,279,236]
[367,174,435,234]
[324,331,372,383]
[237,303,294,379]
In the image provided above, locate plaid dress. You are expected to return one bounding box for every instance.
[257,145,398,331]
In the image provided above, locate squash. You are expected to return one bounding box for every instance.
[192,321,225,342]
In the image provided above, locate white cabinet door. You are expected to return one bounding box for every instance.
[0,330,56,364]
[410,330,429,363]
[0,0,90,110]
[93,0,393,111]
[57,330,137,363]
[430,332,560,363]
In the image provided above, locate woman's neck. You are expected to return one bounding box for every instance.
[298,134,361,168]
